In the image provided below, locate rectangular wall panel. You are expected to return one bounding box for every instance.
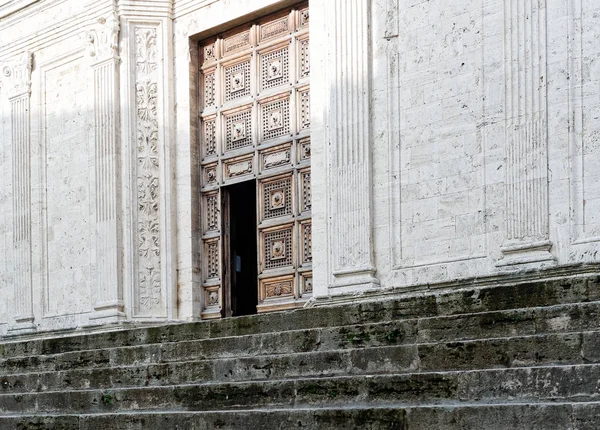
[388,0,487,269]
[41,53,92,316]
[570,0,600,245]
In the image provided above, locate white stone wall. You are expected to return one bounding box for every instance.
[366,0,600,289]
[371,0,497,287]
[0,0,599,334]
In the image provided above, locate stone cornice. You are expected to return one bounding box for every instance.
[0,0,108,58]
[117,0,173,18]
[0,0,40,20]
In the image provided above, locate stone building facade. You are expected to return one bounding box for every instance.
[0,0,599,336]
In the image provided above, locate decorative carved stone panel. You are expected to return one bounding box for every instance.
[134,25,166,317]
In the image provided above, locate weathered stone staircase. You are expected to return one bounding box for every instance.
[1,272,600,429]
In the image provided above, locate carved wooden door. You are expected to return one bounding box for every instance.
[199,3,311,318]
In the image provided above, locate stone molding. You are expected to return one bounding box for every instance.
[118,0,173,17]
[172,0,216,19]
[0,0,39,20]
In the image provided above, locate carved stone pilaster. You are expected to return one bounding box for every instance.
[133,26,165,317]
[1,52,35,330]
[327,0,379,290]
[498,0,556,268]
[87,14,126,321]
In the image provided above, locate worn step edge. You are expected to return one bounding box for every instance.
[2,364,600,414]
[0,329,598,386]
[1,274,597,359]
[2,299,599,376]
[1,401,600,430]
[0,327,598,394]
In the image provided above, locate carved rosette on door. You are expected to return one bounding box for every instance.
[199,3,311,318]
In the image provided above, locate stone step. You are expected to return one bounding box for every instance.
[1,365,600,415]
[1,330,599,395]
[0,401,599,430]
[176,331,598,383]
[1,275,597,360]
[2,299,599,379]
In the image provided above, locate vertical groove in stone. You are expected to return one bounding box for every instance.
[503,0,549,243]
[10,92,33,321]
[93,60,119,308]
[329,0,376,280]
[3,51,35,324]
[88,13,123,315]
[567,0,585,242]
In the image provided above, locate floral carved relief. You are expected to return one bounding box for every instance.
[135,27,162,313]
[136,28,158,75]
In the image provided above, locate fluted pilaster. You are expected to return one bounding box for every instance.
[87,13,126,320]
[2,52,35,329]
[327,0,379,290]
[499,0,555,267]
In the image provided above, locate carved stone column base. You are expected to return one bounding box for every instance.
[496,240,557,271]
[8,317,36,334]
[89,301,127,322]
[332,268,380,294]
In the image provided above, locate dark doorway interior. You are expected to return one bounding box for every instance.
[224,180,258,317]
